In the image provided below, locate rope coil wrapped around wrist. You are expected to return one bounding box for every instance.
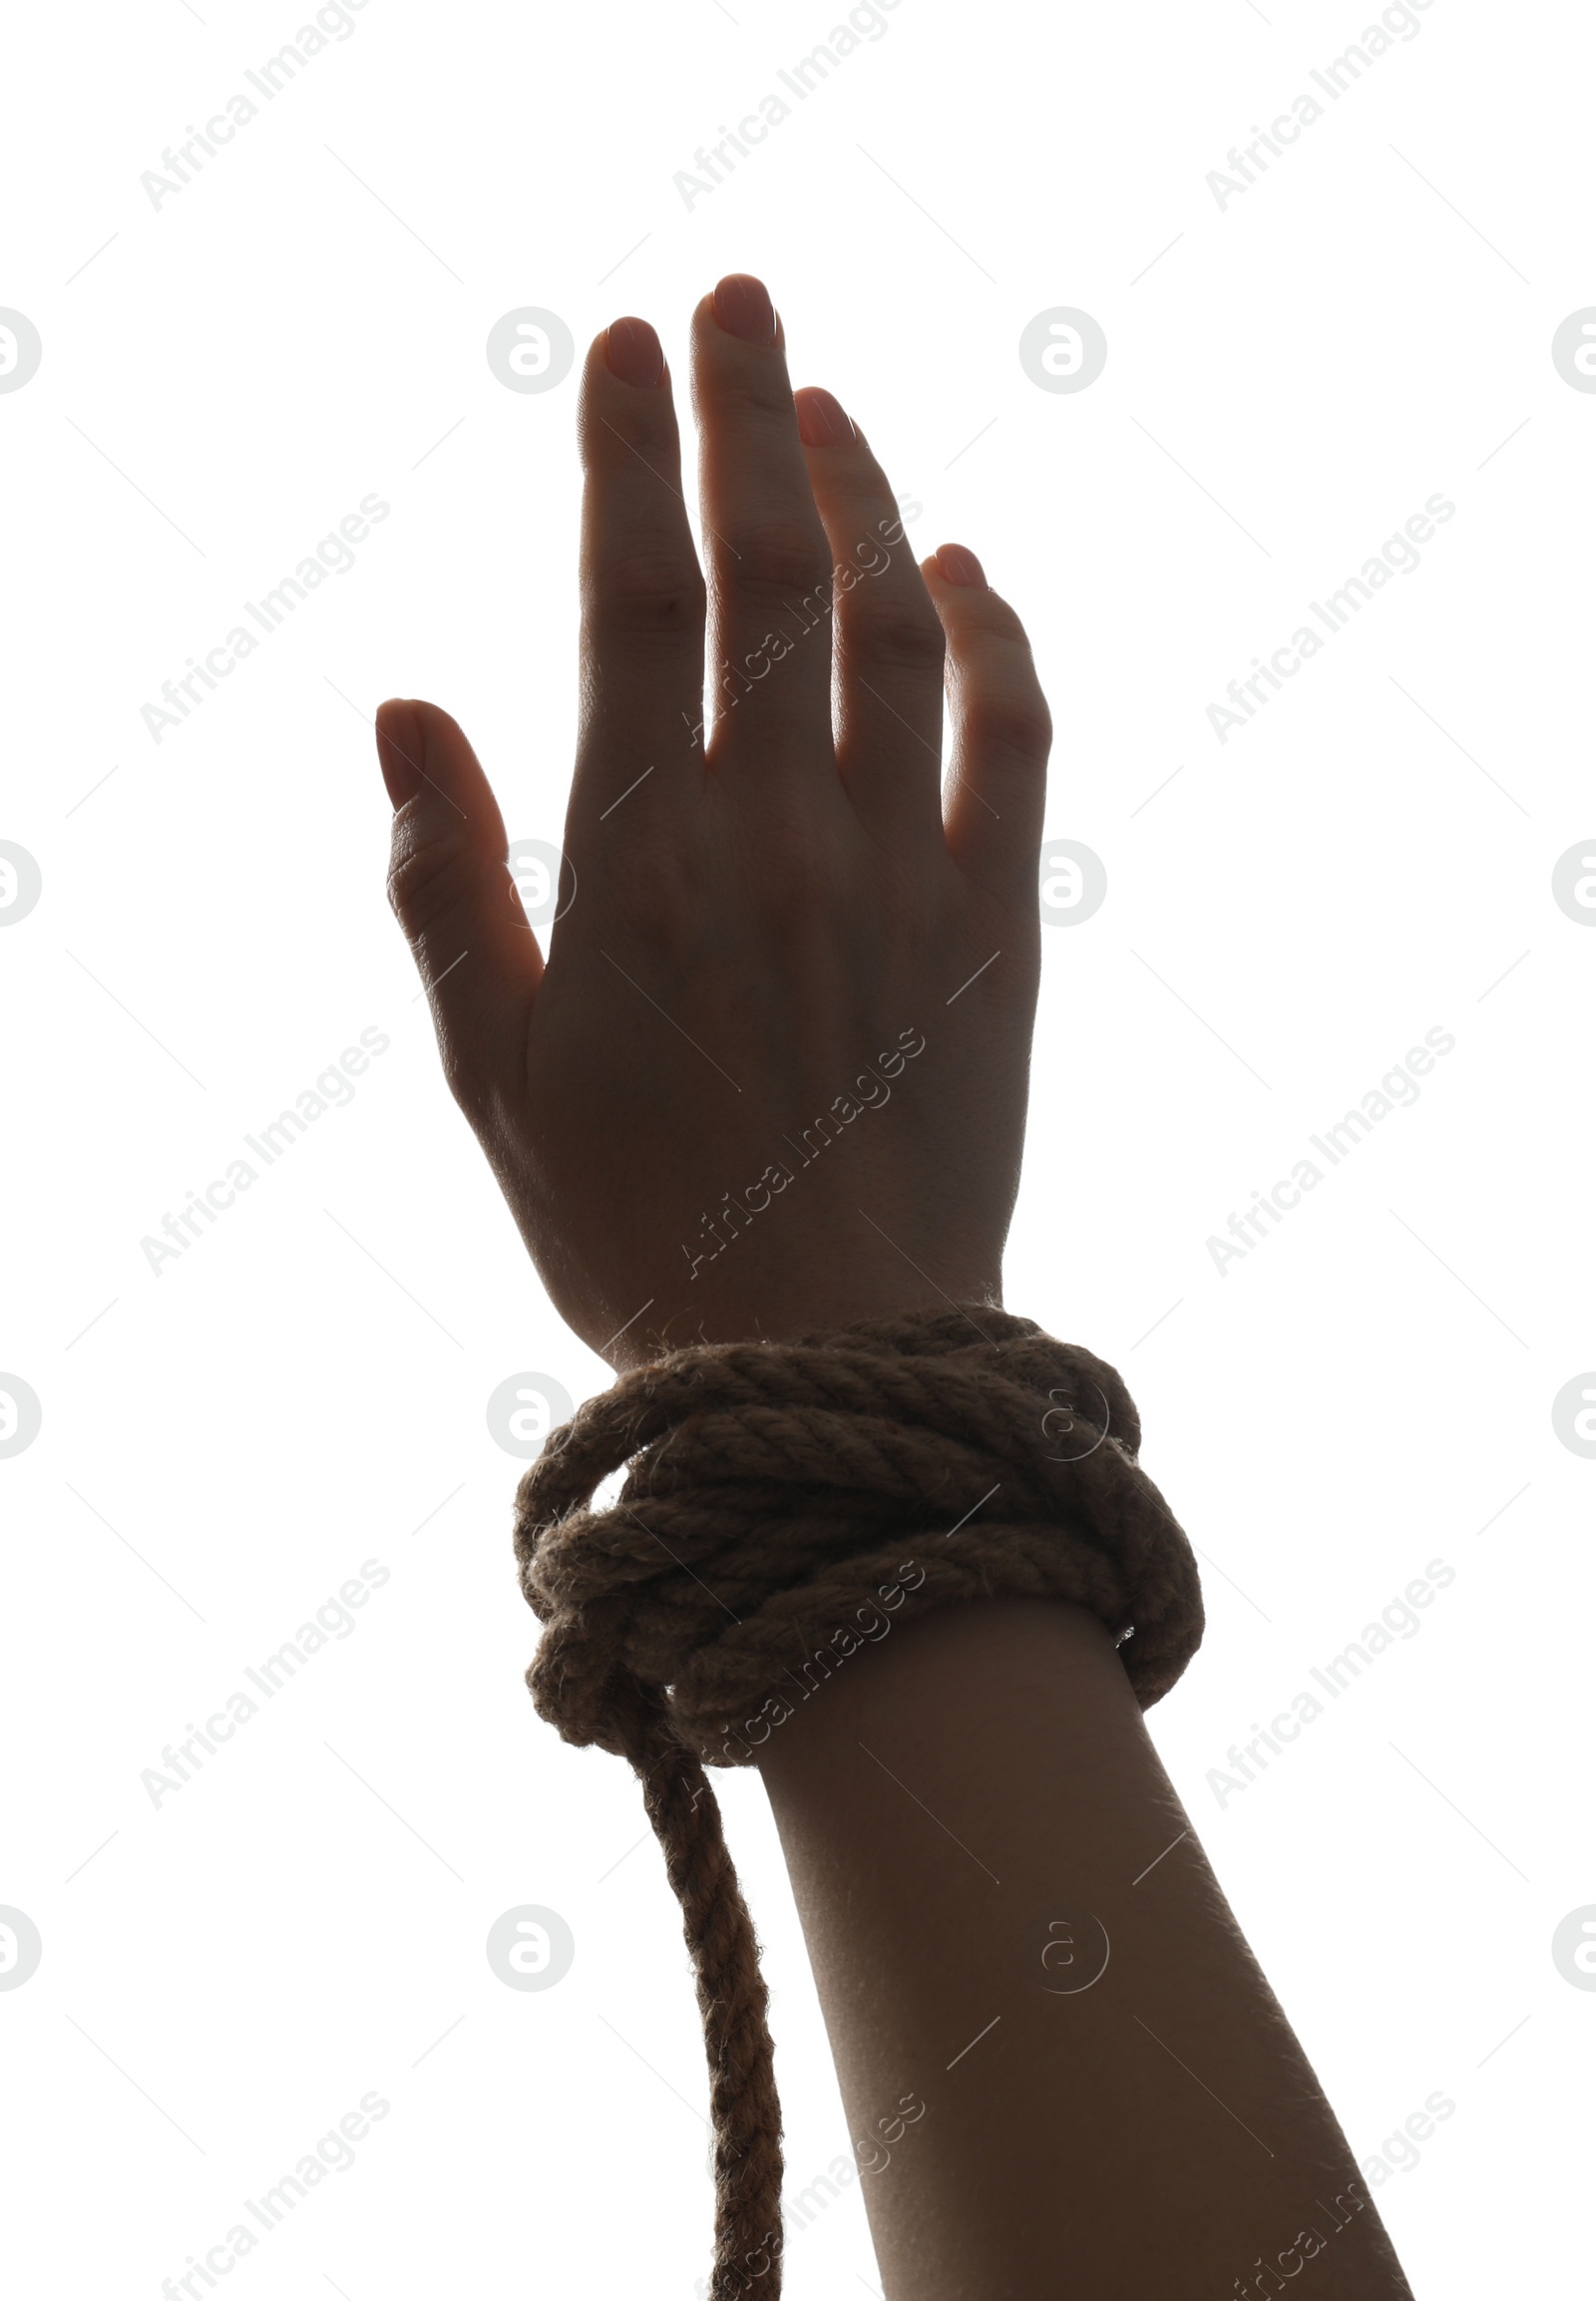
[513,1307,1203,2299]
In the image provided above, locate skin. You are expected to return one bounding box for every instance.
[374,272,1043,1366]
[374,274,1413,2297]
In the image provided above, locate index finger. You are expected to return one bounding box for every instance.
[572,316,707,839]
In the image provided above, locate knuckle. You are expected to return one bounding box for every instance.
[717,365,801,432]
[844,595,947,676]
[592,546,707,637]
[386,823,475,943]
[972,592,1030,644]
[964,684,1053,763]
[724,519,832,607]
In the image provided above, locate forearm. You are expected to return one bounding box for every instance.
[758,1596,1412,2298]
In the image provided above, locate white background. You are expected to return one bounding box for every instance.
[1,0,1591,2293]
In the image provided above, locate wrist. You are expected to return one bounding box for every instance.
[606,1263,1004,1371]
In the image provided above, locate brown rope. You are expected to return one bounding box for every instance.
[513,1307,1204,2298]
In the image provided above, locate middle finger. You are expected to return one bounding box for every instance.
[690,275,837,778]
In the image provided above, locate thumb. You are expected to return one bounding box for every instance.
[376,697,544,1114]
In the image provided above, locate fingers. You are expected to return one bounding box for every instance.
[922,547,1053,889]
[689,275,837,776]
[376,699,542,1114]
[794,387,946,844]
[574,316,706,833]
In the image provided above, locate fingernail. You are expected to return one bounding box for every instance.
[937,544,987,588]
[712,272,776,346]
[376,699,424,809]
[605,315,665,389]
[795,386,854,448]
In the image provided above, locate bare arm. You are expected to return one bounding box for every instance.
[374,269,1413,2299]
[759,1597,1411,2297]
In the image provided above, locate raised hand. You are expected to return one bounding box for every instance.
[375,273,1053,1369]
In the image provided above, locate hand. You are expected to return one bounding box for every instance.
[375,273,1053,1371]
